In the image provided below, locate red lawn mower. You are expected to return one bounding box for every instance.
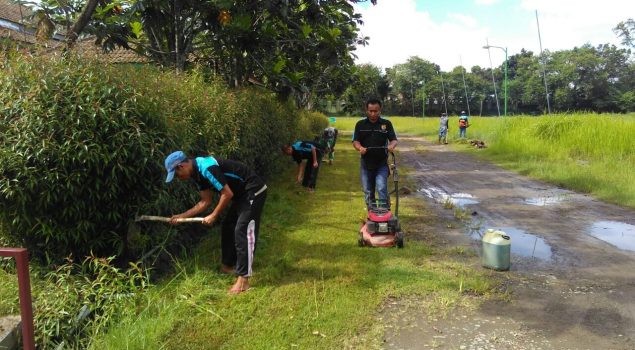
[358,151,404,248]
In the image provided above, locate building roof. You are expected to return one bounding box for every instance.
[73,39,149,64]
[0,0,30,24]
[0,0,147,64]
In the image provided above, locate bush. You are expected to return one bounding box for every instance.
[0,54,327,261]
[0,55,170,259]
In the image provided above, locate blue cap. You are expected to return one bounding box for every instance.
[164,151,187,183]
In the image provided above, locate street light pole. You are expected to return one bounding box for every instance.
[410,80,414,117]
[421,79,426,118]
[483,43,508,116]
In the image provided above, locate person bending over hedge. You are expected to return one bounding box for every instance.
[281,140,323,192]
[164,151,268,295]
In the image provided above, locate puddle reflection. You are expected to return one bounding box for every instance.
[470,227,552,260]
[418,187,479,207]
[525,197,564,206]
[588,221,635,252]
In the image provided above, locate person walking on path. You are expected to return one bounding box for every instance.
[439,113,449,144]
[352,98,398,209]
[458,111,470,138]
[281,140,323,192]
[164,151,268,295]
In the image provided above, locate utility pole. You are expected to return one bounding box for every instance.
[438,71,448,115]
[536,10,552,114]
[460,55,471,116]
[421,79,426,117]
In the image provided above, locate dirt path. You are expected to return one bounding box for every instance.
[381,136,635,350]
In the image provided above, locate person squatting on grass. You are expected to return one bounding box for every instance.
[459,111,470,138]
[439,112,449,144]
[352,98,398,209]
[164,151,267,295]
[281,141,323,192]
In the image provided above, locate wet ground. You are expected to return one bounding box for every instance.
[380,137,635,350]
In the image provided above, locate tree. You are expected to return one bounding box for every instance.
[21,0,375,93]
[385,56,438,116]
[614,18,635,48]
[341,63,387,114]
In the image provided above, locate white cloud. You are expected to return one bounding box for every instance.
[353,0,635,72]
[519,0,635,51]
[353,0,490,71]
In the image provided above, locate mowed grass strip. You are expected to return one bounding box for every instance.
[335,113,635,208]
[91,144,494,350]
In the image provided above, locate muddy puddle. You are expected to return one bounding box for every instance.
[470,226,552,260]
[588,221,635,252]
[418,187,479,207]
[524,196,566,206]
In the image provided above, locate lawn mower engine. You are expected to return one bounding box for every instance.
[359,207,404,248]
[357,151,404,248]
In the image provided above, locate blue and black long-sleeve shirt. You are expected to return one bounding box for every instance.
[192,156,265,198]
[291,141,321,164]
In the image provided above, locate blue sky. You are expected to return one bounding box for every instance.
[353,0,635,71]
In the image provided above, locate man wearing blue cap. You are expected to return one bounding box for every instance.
[164,151,268,294]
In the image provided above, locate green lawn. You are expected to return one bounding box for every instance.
[90,144,494,350]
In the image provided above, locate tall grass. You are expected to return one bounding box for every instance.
[334,114,635,208]
[89,146,495,350]
[471,114,635,208]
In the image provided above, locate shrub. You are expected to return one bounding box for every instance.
[0,55,169,259]
[0,54,327,261]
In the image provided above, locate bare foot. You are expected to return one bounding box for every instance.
[228,276,251,295]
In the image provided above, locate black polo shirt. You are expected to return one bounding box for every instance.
[352,117,397,170]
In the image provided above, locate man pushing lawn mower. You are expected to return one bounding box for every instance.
[163,151,267,295]
[352,98,398,209]
[353,98,403,248]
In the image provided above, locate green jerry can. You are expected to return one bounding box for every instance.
[482,229,511,271]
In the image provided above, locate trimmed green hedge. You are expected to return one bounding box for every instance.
[0,53,326,260]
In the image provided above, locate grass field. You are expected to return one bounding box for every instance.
[332,113,635,208]
[89,145,495,350]
[4,112,632,348]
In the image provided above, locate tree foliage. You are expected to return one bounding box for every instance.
[353,41,634,116]
[614,18,635,49]
[23,0,373,109]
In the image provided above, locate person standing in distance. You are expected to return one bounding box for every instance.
[352,98,398,209]
[458,111,470,138]
[164,151,267,294]
[439,112,449,144]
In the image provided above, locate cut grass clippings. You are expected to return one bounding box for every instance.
[90,144,496,350]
